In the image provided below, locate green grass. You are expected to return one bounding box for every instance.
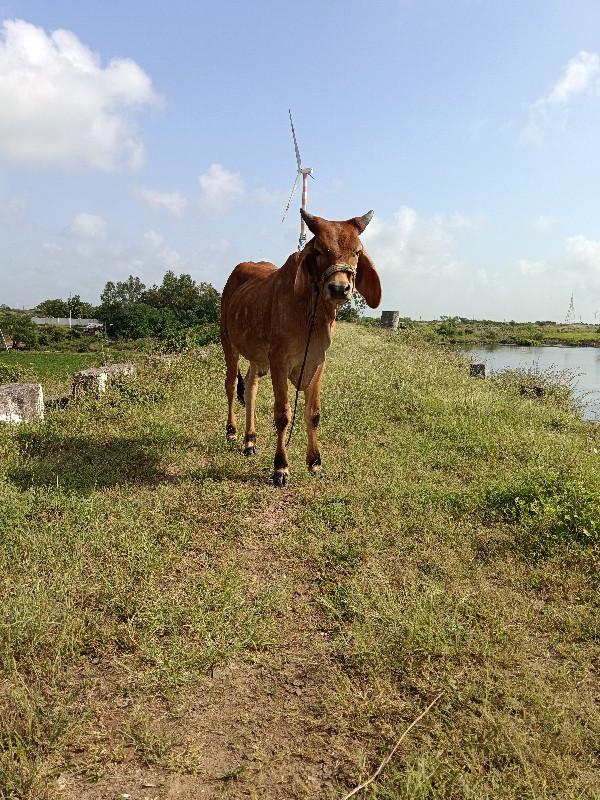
[0,347,144,395]
[0,327,598,798]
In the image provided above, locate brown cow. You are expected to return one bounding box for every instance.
[220,209,381,487]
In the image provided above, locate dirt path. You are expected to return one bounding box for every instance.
[57,493,360,800]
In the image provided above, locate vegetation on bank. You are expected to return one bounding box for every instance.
[382,316,600,347]
[0,325,598,799]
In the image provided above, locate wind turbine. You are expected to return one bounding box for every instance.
[282,109,313,249]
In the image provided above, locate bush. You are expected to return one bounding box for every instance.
[0,362,35,383]
[158,324,220,352]
[485,468,599,556]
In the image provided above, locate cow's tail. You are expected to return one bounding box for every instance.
[236,370,245,406]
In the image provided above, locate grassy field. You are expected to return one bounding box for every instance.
[0,347,145,396]
[0,326,598,799]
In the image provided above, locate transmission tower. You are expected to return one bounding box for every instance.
[565,293,576,324]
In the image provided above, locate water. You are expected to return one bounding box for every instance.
[462,345,600,420]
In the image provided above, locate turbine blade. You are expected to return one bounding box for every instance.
[289,109,302,170]
[281,173,301,222]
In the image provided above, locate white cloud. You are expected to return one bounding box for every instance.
[515,235,600,279]
[565,234,600,274]
[198,163,244,216]
[548,51,600,104]
[139,188,189,216]
[143,230,181,269]
[362,206,477,280]
[531,215,554,233]
[0,19,159,170]
[0,197,27,228]
[66,213,108,239]
[518,258,549,275]
[522,51,600,144]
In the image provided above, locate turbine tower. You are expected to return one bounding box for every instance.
[282,109,313,250]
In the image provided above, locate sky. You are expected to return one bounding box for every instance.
[1,0,600,322]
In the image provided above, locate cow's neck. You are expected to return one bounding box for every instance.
[312,293,337,348]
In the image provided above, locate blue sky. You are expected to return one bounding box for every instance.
[1,0,600,321]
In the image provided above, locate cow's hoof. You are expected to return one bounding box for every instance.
[226,434,237,443]
[226,424,237,442]
[272,470,289,488]
[309,465,324,478]
[244,445,257,457]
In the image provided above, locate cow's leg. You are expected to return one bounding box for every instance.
[223,341,240,442]
[271,367,291,487]
[243,362,260,456]
[304,363,325,475]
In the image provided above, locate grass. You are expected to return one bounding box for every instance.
[0,327,598,799]
[0,347,143,396]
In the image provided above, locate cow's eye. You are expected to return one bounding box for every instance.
[314,248,323,257]
[355,250,362,257]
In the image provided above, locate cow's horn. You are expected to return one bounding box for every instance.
[300,208,320,234]
[352,210,374,233]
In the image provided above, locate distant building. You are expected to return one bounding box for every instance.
[32,317,103,327]
[31,317,104,333]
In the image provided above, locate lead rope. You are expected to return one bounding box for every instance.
[285,263,357,447]
[286,287,320,447]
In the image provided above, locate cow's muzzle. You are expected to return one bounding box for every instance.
[327,281,352,300]
[319,263,356,302]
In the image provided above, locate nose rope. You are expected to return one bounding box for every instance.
[316,263,357,291]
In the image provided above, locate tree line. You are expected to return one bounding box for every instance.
[1,271,221,349]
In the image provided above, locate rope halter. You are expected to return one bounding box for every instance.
[316,263,357,292]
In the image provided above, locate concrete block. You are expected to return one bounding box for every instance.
[0,383,44,424]
[72,363,137,397]
[72,368,108,397]
[381,311,400,330]
[104,362,137,379]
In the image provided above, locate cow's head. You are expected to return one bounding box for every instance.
[294,210,382,310]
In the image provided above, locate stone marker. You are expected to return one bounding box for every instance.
[381,311,400,330]
[469,363,486,378]
[0,383,44,423]
[72,363,137,397]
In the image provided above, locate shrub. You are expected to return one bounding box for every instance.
[0,362,35,383]
[158,324,220,352]
[485,468,599,556]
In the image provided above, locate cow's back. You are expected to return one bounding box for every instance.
[221,261,279,360]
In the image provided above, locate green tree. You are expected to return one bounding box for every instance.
[143,271,220,324]
[97,271,220,338]
[437,316,461,338]
[338,292,367,322]
[37,298,69,317]
[99,276,146,310]
[0,311,39,348]
[67,295,95,319]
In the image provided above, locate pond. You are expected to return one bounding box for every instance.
[462,344,600,421]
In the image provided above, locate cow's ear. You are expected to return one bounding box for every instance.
[356,248,381,308]
[294,247,312,298]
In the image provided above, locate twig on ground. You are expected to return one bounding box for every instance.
[340,692,443,800]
